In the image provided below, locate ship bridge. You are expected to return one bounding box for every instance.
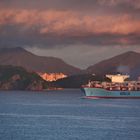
[106,74,129,83]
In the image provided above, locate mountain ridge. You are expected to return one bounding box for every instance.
[87,51,140,78]
[0,47,140,78]
[0,47,81,75]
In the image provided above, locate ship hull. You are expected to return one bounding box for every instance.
[83,88,140,99]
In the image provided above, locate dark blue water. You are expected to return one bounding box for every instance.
[0,89,140,140]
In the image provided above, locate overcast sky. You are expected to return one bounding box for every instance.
[0,0,140,68]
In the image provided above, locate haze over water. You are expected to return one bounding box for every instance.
[0,89,140,140]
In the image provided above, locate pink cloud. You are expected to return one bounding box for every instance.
[0,9,139,37]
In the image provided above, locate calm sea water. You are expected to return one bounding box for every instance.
[0,89,140,140]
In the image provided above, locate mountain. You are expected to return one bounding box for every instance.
[87,51,140,79]
[0,65,47,90]
[0,47,81,75]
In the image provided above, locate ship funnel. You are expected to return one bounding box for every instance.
[106,74,129,83]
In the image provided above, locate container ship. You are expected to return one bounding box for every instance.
[82,74,140,99]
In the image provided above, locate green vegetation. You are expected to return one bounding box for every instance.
[0,65,47,90]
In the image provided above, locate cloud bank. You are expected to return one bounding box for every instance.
[0,9,139,47]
